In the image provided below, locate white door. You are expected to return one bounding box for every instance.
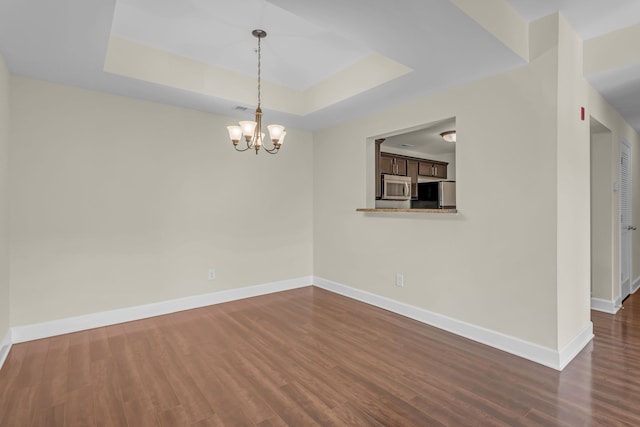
[620,140,633,300]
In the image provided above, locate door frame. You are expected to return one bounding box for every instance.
[619,138,633,301]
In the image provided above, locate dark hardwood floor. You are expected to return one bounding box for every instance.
[1,286,640,426]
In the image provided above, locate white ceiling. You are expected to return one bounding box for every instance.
[506,0,640,39]
[111,0,372,91]
[587,61,640,132]
[382,118,457,156]
[504,0,640,134]
[1,0,640,134]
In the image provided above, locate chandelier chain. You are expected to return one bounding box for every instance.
[257,35,261,108]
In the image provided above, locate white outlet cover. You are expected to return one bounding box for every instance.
[395,273,404,287]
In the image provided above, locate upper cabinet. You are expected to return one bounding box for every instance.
[381,153,407,176]
[380,154,394,175]
[418,160,447,179]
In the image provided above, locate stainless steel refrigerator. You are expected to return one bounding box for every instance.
[413,181,456,209]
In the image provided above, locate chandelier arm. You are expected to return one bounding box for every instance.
[257,133,277,152]
[234,145,252,152]
[261,139,280,152]
[262,142,281,153]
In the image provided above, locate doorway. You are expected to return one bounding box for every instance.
[620,139,633,302]
[590,119,618,313]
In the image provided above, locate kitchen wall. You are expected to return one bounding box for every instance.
[314,15,564,349]
[0,54,10,353]
[9,77,314,326]
[314,15,590,349]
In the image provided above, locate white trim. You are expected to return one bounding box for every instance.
[620,138,633,300]
[615,295,623,311]
[632,276,640,294]
[591,297,621,314]
[0,328,12,371]
[5,275,596,371]
[11,276,312,344]
[313,276,593,371]
[558,323,595,370]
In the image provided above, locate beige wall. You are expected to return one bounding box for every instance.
[590,130,614,301]
[555,15,591,348]
[9,77,314,325]
[313,13,611,351]
[588,87,640,300]
[587,7,640,296]
[0,54,9,339]
[313,19,562,348]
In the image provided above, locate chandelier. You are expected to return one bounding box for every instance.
[227,29,286,155]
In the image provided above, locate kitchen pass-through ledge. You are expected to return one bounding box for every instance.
[356,208,458,213]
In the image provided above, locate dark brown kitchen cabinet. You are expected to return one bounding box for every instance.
[407,159,418,199]
[433,162,447,179]
[381,153,406,176]
[418,161,433,176]
[380,155,394,175]
[395,157,407,175]
[418,161,447,178]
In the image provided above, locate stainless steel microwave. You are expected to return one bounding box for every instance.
[382,174,411,200]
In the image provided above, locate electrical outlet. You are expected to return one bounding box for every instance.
[395,273,404,287]
[208,269,216,280]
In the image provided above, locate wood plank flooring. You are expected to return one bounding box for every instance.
[1,286,640,426]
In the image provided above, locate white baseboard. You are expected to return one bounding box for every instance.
[0,328,12,372]
[633,276,640,294]
[591,297,621,314]
[313,276,592,371]
[615,295,623,311]
[11,276,312,344]
[5,275,595,372]
[558,323,594,370]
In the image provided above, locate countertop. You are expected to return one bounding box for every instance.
[356,208,457,214]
